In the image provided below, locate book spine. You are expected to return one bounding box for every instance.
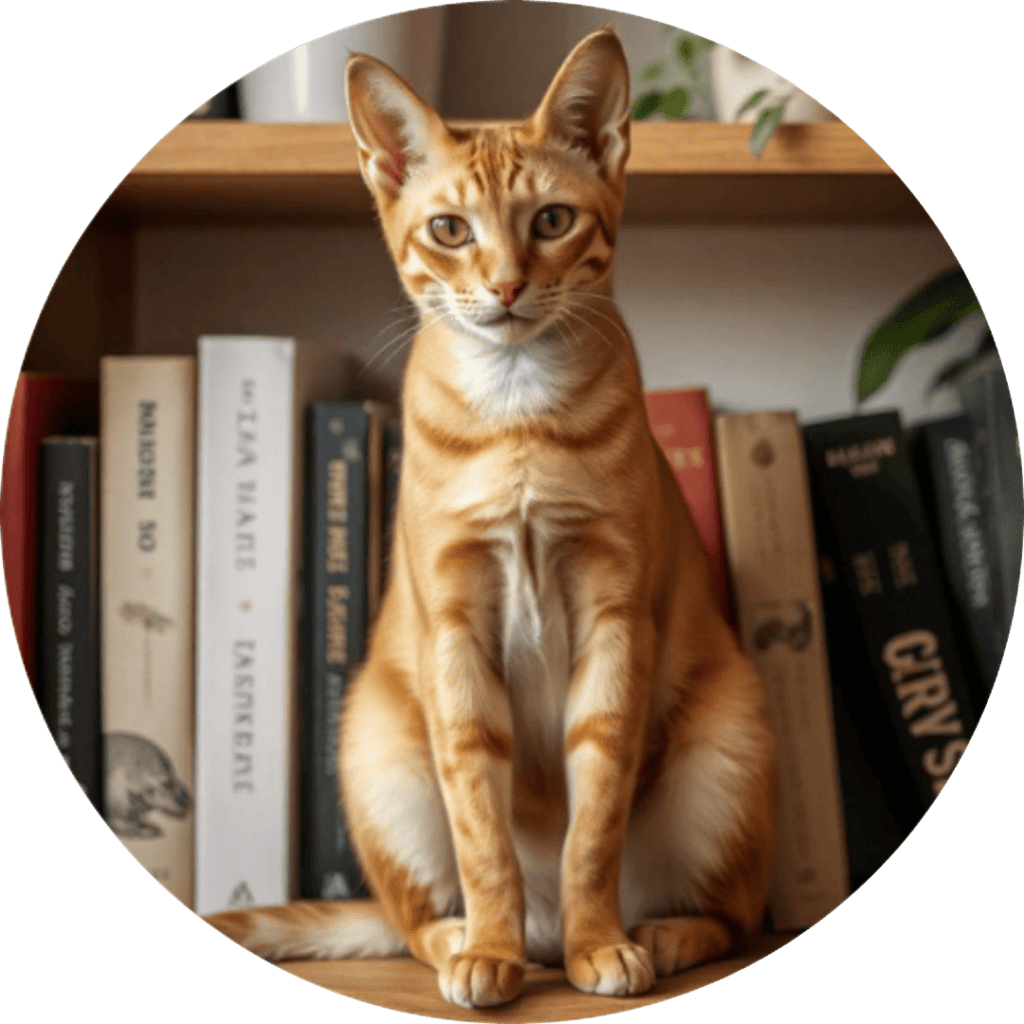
[715,412,848,930]
[300,403,374,900]
[956,352,1022,653]
[381,421,402,589]
[803,412,977,809]
[645,389,730,616]
[1,375,98,687]
[195,336,297,915]
[100,357,196,907]
[915,418,1001,708]
[37,437,102,813]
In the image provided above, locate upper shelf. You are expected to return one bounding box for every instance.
[104,120,931,226]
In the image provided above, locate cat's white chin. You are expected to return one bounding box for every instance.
[460,312,549,348]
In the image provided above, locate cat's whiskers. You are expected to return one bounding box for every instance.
[360,312,426,375]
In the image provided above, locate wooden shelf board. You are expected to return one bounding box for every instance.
[103,121,929,225]
[275,931,796,1021]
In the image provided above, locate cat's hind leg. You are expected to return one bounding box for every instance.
[205,656,465,972]
[621,655,777,978]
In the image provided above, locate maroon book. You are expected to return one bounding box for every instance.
[645,388,730,617]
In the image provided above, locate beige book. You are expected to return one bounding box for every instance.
[101,356,196,907]
[715,411,849,931]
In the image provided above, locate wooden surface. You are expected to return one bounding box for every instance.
[104,121,929,225]
[276,931,795,1021]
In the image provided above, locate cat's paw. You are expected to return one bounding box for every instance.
[438,952,525,1008]
[565,942,655,997]
[629,916,733,977]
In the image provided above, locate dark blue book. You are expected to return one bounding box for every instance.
[300,401,389,900]
[381,421,402,588]
[37,436,102,813]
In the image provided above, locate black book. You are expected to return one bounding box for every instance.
[37,436,102,813]
[914,416,1002,709]
[381,421,402,588]
[803,413,978,875]
[955,350,1022,655]
[300,401,388,900]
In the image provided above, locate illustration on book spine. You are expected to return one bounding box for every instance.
[105,732,193,839]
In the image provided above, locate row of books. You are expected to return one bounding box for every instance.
[2,343,1018,932]
[672,354,1017,930]
[0,338,390,914]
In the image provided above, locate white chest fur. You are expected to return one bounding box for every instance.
[492,504,570,773]
[452,329,581,419]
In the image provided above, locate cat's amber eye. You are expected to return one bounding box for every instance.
[532,205,575,239]
[430,215,472,247]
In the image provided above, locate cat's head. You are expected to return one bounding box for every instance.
[345,28,630,349]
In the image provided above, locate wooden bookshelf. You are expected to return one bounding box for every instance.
[276,931,796,1021]
[102,120,930,225]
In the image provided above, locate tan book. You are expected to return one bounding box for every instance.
[100,356,196,907]
[715,411,849,931]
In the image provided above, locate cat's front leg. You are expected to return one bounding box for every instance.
[561,600,656,997]
[424,613,526,1008]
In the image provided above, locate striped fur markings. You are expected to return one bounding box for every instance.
[204,28,777,1012]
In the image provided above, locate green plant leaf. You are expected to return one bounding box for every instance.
[677,34,696,70]
[631,90,662,120]
[749,98,789,157]
[857,268,982,401]
[641,60,666,82]
[657,87,691,119]
[735,89,769,120]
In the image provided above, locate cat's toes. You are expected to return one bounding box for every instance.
[565,942,655,997]
[438,952,525,1008]
[630,921,687,977]
[629,917,733,977]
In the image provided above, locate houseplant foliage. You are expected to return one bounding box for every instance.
[631,29,797,157]
[856,267,984,402]
[631,30,716,122]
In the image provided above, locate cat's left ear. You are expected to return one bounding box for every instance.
[531,28,631,182]
[345,54,448,203]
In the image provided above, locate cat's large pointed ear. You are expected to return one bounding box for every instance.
[531,28,631,182]
[345,54,448,203]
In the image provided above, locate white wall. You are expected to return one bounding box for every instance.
[134,220,974,429]
[614,223,975,426]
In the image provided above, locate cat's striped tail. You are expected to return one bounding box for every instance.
[203,899,408,961]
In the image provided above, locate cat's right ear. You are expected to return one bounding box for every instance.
[345,54,448,204]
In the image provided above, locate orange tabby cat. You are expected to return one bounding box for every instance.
[205,28,777,1009]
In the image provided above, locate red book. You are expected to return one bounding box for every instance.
[645,388,730,617]
[1,373,98,686]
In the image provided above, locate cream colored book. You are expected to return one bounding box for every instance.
[715,411,849,931]
[100,355,196,907]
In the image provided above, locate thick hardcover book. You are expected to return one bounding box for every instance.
[300,402,390,900]
[803,412,977,815]
[715,412,848,930]
[915,416,1001,710]
[645,389,729,615]
[1,373,98,686]
[37,436,102,812]
[100,357,196,906]
[195,336,353,916]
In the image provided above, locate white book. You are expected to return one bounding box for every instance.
[100,356,196,908]
[194,336,353,915]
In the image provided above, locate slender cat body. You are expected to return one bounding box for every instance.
[207,29,778,1008]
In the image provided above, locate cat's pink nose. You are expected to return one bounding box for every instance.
[490,280,527,307]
